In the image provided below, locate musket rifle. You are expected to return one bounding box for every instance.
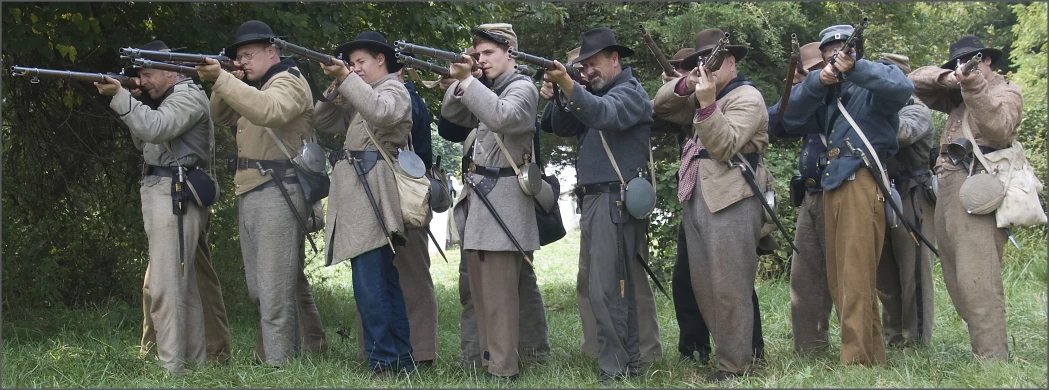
[778,33,801,118]
[827,17,869,81]
[270,38,338,66]
[700,32,731,72]
[639,24,676,76]
[395,53,450,78]
[130,59,199,78]
[120,47,238,71]
[11,65,138,88]
[393,41,468,64]
[959,52,984,76]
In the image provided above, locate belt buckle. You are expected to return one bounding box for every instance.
[827,147,840,159]
[804,178,817,188]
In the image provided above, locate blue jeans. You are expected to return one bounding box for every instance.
[351,246,414,370]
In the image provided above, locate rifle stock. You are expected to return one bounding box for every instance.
[270,38,337,66]
[778,33,801,118]
[119,48,238,71]
[508,49,584,84]
[11,66,138,88]
[639,24,676,76]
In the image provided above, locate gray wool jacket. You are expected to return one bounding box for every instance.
[541,67,653,186]
[442,70,540,252]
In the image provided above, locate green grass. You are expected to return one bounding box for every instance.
[2,228,1046,388]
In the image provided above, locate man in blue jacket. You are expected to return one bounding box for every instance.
[781,24,913,366]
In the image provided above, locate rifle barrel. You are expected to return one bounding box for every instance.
[639,24,675,75]
[393,41,461,63]
[961,52,984,75]
[515,64,537,78]
[508,49,554,70]
[131,59,199,77]
[270,38,336,66]
[11,66,138,87]
[395,53,450,77]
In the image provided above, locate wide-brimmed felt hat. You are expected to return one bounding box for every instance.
[799,42,824,71]
[334,31,403,73]
[668,48,695,67]
[940,35,1003,69]
[680,28,748,71]
[224,20,279,57]
[571,27,634,63]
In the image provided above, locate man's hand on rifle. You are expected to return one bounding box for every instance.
[449,54,476,81]
[693,65,718,109]
[196,57,223,82]
[321,57,352,82]
[540,80,555,101]
[542,60,575,98]
[93,76,127,97]
[661,69,680,85]
[952,60,980,86]
[832,47,856,74]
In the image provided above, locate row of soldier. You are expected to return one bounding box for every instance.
[86,18,1023,383]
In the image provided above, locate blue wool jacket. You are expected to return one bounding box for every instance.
[768,101,827,192]
[781,59,913,191]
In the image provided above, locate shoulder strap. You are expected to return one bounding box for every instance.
[960,110,993,172]
[263,127,296,160]
[598,131,626,186]
[476,75,534,174]
[359,113,398,166]
[836,99,890,189]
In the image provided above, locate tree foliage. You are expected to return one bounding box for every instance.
[2,2,1044,308]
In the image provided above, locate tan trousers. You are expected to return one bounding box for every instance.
[682,177,762,375]
[140,178,208,372]
[577,240,663,363]
[789,192,834,351]
[935,168,1008,359]
[356,228,438,361]
[824,169,886,365]
[877,180,936,346]
[466,250,525,377]
[141,220,231,363]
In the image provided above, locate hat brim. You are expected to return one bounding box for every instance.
[334,40,403,72]
[224,35,275,58]
[572,45,634,64]
[941,47,1003,69]
[679,45,747,71]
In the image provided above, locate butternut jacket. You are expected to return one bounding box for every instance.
[653,76,771,213]
[313,72,412,265]
[909,66,1023,172]
[112,79,212,177]
[210,58,313,195]
[442,70,540,252]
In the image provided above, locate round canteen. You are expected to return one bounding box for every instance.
[295,142,328,174]
[534,178,557,213]
[397,149,427,179]
[428,176,452,213]
[517,162,543,196]
[959,173,1005,215]
[885,184,903,228]
[625,176,656,219]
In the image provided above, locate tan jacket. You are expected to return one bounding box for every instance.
[909,66,1023,171]
[209,60,314,195]
[313,72,412,265]
[653,77,771,213]
[112,79,212,172]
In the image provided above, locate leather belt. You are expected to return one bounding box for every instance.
[143,164,197,177]
[258,175,300,190]
[236,158,292,171]
[697,149,760,168]
[329,149,384,166]
[826,146,889,163]
[576,181,622,197]
[470,164,516,177]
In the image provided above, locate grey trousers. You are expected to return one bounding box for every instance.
[256,249,328,362]
[877,181,936,346]
[140,177,208,372]
[577,220,663,364]
[935,168,1008,359]
[789,192,834,352]
[458,198,550,365]
[238,181,309,366]
[141,220,232,364]
[579,192,644,378]
[358,228,438,361]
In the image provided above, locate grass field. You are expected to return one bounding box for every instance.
[2,228,1046,388]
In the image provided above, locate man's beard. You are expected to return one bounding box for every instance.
[588,77,606,91]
